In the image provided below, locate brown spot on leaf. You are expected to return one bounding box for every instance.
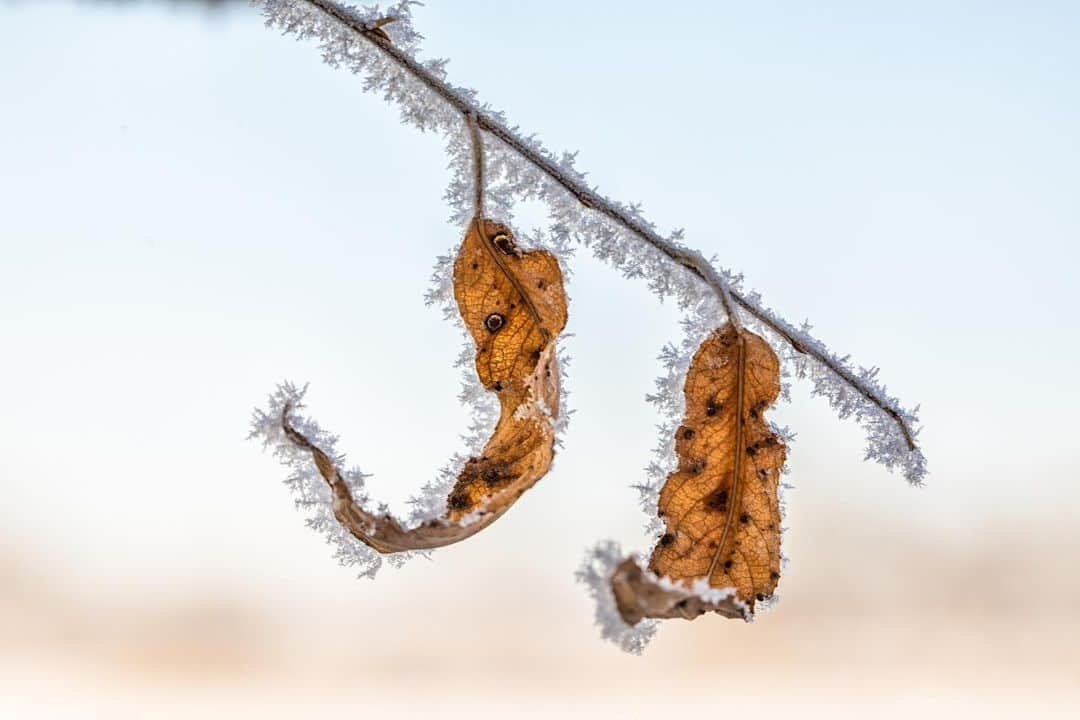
[485,313,506,333]
[707,489,729,512]
[493,233,518,256]
[447,493,471,511]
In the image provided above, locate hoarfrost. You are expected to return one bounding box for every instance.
[252,0,927,598]
[249,382,391,578]
[575,541,659,655]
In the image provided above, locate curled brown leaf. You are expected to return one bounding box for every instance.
[613,323,786,624]
[282,217,568,553]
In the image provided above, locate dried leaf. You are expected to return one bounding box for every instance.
[282,217,568,552]
[447,218,567,518]
[613,323,786,624]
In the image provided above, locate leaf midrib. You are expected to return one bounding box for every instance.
[706,330,747,581]
[473,217,550,343]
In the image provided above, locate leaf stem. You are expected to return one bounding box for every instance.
[466,111,485,220]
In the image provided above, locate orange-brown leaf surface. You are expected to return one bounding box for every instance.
[613,323,785,624]
[447,217,568,519]
[282,217,567,552]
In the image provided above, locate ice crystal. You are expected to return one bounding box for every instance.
[252,0,927,606]
[249,382,392,578]
[575,541,659,655]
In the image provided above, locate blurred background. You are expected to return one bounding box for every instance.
[1,1,1078,717]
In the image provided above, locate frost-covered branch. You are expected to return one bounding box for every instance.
[251,0,927,592]
[257,0,924,480]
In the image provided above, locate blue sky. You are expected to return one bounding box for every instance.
[1,0,1078,598]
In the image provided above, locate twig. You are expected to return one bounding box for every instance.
[286,0,917,453]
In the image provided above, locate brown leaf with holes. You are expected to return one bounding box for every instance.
[612,323,786,624]
[281,217,567,553]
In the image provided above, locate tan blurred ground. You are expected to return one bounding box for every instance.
[3,513,1077,720]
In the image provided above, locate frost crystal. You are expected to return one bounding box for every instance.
[739,292,927,485]
[575,541,658,655]
[249,382,391,578]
